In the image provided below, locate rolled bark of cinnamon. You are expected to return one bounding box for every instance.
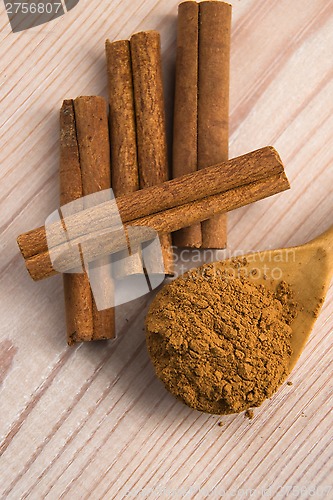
[106,40,139,197]
[173,1,201,248]
[60,100,94,345]
[106,39,143,278]
[17,147,290,281]
[73,96,115,341]
[130,31,174,276]
[60,96,115,344]
[18,147,283,259]
[23,172,289,281]
[199,1,231,248]
[173,0,231,249]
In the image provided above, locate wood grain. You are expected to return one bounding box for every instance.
[0,0,332,498]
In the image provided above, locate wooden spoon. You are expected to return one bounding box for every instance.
[226,225,333,371]
[146,225,333,414]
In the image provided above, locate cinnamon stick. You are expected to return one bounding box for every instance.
[18,147,284,260]
[199,1,231,248]
[61,96,115,345]
[23,172,289,281]
[74,96,115,340]
[60,100,94,345]
[173,1,201,248]
[130,31,174,276]
[106,40,139,197]
[17,148,290,281]
[173,0,231,249]
[106,39,143,278]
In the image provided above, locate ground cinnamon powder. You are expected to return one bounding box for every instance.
[146,260,298,414]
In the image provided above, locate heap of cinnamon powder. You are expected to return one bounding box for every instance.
[146,260,299,414]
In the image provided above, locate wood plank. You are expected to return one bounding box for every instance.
[0,1,332,498]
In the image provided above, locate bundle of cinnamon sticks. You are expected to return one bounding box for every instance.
[17,1,291,346]
[106,31,174,278]
[64,30,172,344]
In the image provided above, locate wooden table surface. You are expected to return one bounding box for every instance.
[1,0,332,498]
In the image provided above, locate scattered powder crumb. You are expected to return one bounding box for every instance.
[245,409,254,420]
[313,297,324,317]
[218,421,224,427]
[287,381,293,386]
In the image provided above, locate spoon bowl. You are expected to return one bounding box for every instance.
[223,225,333,371]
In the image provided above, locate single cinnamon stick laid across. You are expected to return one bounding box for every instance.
[18,148,289,281]
[173,0,231,249]
[60,100,94,345]
[106,39,143,278]
[23,171,289,281]
[17,146,285,261]
[130,30,174,276]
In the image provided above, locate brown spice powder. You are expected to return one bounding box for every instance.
[245,409,254,420]
[146,261,298,415]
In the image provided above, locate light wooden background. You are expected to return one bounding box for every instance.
[1,0,333,498]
